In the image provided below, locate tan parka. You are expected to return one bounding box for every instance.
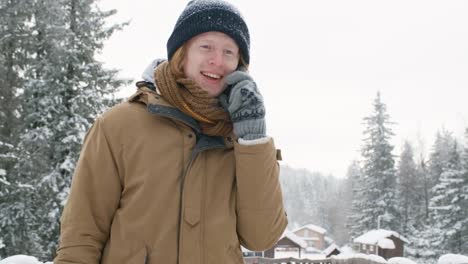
[54,87,288,264]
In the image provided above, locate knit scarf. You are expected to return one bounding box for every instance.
[154,61,233,137]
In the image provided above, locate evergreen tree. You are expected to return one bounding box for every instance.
[0,0,127,259]
[407,156,437,262]
[279,165,350,244]
[416,156,430,221]
[460,128,468,252]
[428,140,465,254]
[410,131,457,263]
[328,174,351,245]
[360,92,399,232]
[0,0,32,147]
[0,0,35,258]
[396,141,432,260]
[428,130,456,189]
[396,141,419,233]
[345,160,365,241]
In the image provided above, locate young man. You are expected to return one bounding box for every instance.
[54,1,287,263]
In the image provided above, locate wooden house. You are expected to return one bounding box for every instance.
[353,229,409,259]
[263,231,307,258]
[292,224,327,250]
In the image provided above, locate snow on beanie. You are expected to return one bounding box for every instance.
[167,0,250,64]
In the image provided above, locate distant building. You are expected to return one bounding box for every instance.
[323,243,341,258]
[242,247,264,258]
[257,224,336,259]
[353,229,409,259]
[264,231,307,258]
[292,224,328,250]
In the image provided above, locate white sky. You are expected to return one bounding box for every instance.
[97,0,468,178]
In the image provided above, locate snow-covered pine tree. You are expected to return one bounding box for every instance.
[396,141,419,233]
[416,156,430,221]
[279,165,350,243]
[460,128,468,253]
[345,160,365,241]
[428,140,465,254]
[326,175,351,245]
[405,155,438,262]
[360,92,399,232]
[1,0,73,258]
[428,130,456,189]
[413,131,457,263]
[396,141,432,260]
[0,0,36,258]
[0,0,31,153]
[0,0,127,259]
[279,166,323,228]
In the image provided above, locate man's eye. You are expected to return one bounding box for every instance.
[224,49,237,56]
[200,45,211,50]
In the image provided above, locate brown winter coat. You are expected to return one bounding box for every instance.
[54,87,288,264]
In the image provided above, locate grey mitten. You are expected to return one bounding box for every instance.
[219,71,266,140]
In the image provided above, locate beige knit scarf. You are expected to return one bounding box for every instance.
[154,61,233,137]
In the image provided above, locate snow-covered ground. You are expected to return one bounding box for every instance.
[331,253,387,263]
[388,257,417,264]
[438,254,468,264]
[274,250,326,260]
[0,255,52,264]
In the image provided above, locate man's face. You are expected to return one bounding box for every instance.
[183,31,240,97]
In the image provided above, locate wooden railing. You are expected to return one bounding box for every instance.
[244,256,387,264]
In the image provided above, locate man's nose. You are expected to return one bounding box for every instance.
[208,51,223,66]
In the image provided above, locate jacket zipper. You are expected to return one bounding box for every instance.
[176,148,198,264]
[176,144,226,264]
[147,103,226,264]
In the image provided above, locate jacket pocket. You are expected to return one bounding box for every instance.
[227,245,245,264]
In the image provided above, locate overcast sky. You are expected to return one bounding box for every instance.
[97,0,468,178]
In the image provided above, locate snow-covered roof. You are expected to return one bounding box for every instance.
[280,231,308,248]
[339,245,354,255]
[353,229,409,246]
[377,238,395,249]
[323,243,340,256]
[303,237,319,241]
[292,224,327,235]
[241,246,250,253]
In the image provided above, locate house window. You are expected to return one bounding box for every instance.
[353,244,360,252]
[370,245,374,252]
[304,229,309,237]
[362,244,366,250]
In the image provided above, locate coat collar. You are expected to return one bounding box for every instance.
[129,85,200,132]
[128,85,233,149]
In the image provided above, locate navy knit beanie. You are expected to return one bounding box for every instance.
[167,0,250,64]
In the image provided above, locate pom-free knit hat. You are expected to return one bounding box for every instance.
[167,0,250,64]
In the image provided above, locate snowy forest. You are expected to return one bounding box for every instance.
[280,94,468,264]
[0,0,127,260]
[1,0,467,263]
